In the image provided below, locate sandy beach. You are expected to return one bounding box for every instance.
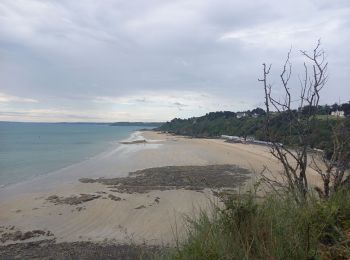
[0,131,323,257]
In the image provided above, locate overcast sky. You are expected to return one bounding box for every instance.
[0,0,349,122]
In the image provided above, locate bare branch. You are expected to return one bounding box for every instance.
[259,41,332,201]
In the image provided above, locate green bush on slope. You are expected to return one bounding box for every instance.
[161,190,350,259]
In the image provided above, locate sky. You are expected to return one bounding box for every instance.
[0,0,349,122]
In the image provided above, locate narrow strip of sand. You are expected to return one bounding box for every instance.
[0,131,322,250]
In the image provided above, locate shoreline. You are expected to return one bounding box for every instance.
[0,130,158,198]
[0,126,149,190]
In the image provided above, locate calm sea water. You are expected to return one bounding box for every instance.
[0,122,149,186]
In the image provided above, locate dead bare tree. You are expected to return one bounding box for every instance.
[311,120,350,198]
[259,40,328,202]
[260,40,350,200]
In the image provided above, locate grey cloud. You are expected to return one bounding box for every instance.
[173,102,187,107]
[0,0,349,121]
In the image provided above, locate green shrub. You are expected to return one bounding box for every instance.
[160,190,350,259]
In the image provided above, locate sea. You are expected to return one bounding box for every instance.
[0,122,152,187]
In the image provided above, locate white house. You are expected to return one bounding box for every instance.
[331,110,345,117]
[236,112,248,118]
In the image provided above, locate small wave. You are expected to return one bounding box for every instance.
[120,131,145,143]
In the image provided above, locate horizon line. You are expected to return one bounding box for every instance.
[0,121,165,124]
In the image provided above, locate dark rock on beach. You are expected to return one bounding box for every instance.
[80,164,251,194]
[0,229,54,243]
[46,194,101,205]
[108,194,121,201]
[0,240,162,260]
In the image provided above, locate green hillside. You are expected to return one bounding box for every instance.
[158,110,350,151]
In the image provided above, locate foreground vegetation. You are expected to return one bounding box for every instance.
[161,190,350,259]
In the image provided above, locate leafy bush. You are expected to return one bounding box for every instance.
[160,190,350,259]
